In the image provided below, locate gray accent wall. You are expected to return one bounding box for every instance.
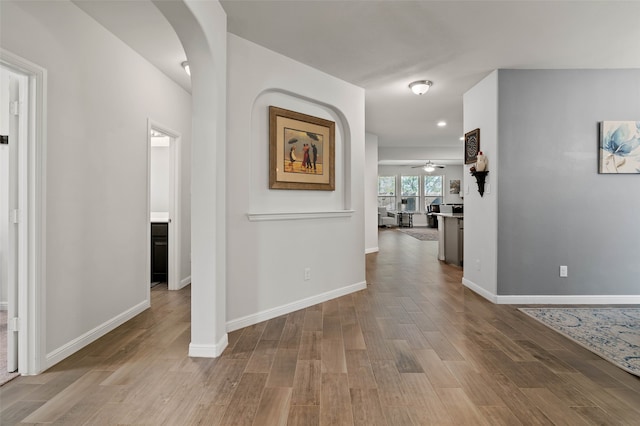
[497,69,640,295]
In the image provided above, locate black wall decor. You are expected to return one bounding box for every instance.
[470,170,489,197]
[464,128,480,164]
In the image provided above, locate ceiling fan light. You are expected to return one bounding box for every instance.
[409,80,432,95]
[424,165,435,172]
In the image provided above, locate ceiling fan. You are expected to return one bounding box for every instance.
[411,161,446,172]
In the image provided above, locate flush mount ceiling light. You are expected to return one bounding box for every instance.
[408,80,433,95]
[437,121,447,127]
[181,61,191,76]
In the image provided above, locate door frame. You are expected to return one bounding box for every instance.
[0,49,47,375]
[147,119,182,293]
[2,62,27,373]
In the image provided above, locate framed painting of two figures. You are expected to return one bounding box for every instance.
[269,106,335,190]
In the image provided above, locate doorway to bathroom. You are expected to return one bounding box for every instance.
[148,122,181,295]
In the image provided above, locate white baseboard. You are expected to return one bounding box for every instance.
[496,295,640,304]
[462,278,640,305]
[462,278,498,303]
[45,300,150,369]
[365,247,379,254]
[178,276,191,290]
[189,333,228,358]
[0,301,7,311]
[226,281,368,333]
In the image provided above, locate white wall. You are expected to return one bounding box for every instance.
[226,34,366,327]
[150,143,170,213]
[462,71,498,299]
[365,133,379,253]
[443,165,464,205]
[0,0,192,362]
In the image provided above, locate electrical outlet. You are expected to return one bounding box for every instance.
[560,265,568,277]
[304,267,311,281]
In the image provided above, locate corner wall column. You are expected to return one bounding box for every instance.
[154,0,228,357]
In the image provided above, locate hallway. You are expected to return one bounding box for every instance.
[1,231,639,424]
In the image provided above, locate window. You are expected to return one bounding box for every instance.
[377,176,396,210]
[401,175,419,211]
[424,175,443,210]
[379,173,447,212]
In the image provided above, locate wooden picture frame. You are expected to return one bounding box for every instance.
[464,128,480,164]
[269,106,335,190]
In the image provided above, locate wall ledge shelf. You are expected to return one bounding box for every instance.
[247,210,355,222]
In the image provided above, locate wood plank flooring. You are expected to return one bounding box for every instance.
[2,229,640,425]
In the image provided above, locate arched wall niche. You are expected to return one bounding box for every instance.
[249,88,353,214]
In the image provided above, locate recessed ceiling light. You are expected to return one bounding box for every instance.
[437,121,447,127]
[408,80,433,95]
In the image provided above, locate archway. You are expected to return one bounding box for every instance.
[153,0,227,357]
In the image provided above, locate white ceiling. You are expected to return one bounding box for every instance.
[75,0,640,162]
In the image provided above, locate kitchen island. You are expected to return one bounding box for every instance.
[433,213,463,267]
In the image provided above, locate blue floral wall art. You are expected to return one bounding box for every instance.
[599,121,640,174]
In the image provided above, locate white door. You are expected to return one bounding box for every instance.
[0,65,23,372]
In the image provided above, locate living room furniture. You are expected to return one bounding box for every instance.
[399,212,414,228]
[426,204,439,228]
[378,207,397,227]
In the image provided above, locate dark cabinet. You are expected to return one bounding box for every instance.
[151,222,168,283]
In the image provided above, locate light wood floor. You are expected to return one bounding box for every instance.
[2,229,640,425]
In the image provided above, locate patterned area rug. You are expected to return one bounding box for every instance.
[396,226,439,241]
[519,307,640,376]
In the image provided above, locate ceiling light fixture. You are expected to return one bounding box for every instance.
[408,80,432,95]
[181,61,191,76]
[437,121,447,127]
[423,164,435,173]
